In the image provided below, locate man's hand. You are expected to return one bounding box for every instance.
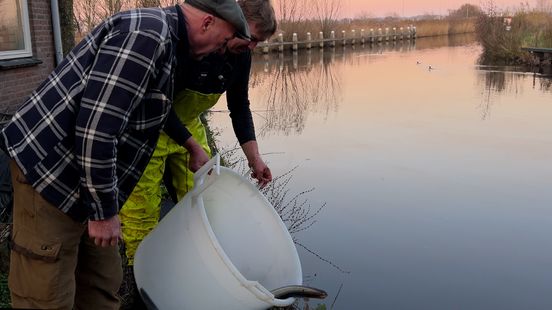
[188,148,210,172]
[88,215,121,247]
[241,141,273,189]
[184,137,210,172]
[249,159,272,189]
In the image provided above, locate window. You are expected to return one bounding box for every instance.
[0,0,32,60]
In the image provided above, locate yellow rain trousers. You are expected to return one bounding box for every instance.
[120,89,221,264]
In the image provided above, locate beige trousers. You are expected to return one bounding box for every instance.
[8,160,122,309]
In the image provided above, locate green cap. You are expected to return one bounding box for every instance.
[186,0,250,40]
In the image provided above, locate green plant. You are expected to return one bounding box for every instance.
[476,7,552,65]
[0,272,9,308]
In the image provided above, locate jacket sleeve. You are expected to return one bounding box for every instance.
[75,30,166,221]
[164,107,192,145]
[226,51,256,144]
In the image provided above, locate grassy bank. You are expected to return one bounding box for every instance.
[476,11,552,65]
[0,223,10,308]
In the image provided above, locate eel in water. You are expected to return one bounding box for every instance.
[270,285,328,300]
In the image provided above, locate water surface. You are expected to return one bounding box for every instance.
[210,35,552,310]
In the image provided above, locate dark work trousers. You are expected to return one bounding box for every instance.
[8,160,122,309]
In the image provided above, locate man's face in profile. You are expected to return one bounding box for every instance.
[227,23,265,54]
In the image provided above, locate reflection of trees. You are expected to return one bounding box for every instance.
[250,49,343,136]
[477,70,511,120]
[537,74,552,91]
[531,66,552,91]
[249,40,422,136]
[478,68,552,119]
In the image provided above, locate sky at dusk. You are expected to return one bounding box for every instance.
[341,0,537,17]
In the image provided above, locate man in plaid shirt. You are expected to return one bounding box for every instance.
[0,0,250,308]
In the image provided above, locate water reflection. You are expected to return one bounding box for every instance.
[537,73,552,90]
[477,66,552,93]
[250,34,552,137]
[250,49,344,136]
[249,39,424,136]
[476,67,552,119]
[214,34,552,310]
[249,35,483,137]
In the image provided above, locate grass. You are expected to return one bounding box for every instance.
[0,224,10,308]
[476,10,552,65]
[0,272,8,308]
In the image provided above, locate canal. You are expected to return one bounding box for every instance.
[208,34,552,310]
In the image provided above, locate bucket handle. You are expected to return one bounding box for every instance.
[243,280,273,302]
[190,154,221,198]
[243,280,295,307]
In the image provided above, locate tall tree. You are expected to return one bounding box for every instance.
[310,0,341,35]
[275,0,307,24]
[58,0,75,54]
[136,0,160,8]
[74,0,98,38]
[448,3,484,19]
[536,0,552,12]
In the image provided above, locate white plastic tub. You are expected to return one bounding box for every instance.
[134,155,302,309]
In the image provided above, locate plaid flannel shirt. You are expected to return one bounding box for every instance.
[2,6,182,222]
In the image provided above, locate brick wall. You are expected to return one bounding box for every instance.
[0,0,56,114]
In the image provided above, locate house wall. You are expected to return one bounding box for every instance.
[0,0,56,115]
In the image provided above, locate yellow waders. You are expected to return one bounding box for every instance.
[120,89,221,264]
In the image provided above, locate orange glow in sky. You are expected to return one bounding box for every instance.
[341,0,534,17]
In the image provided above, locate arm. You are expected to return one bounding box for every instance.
[226,51,256,144]
[76,30,166,245]
[226,51,271,187]
[164,108,209,172]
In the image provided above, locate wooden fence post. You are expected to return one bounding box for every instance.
[306,32,312,49]
[370,28,374,43]
[292,33,298,51]
[278,33,284,52]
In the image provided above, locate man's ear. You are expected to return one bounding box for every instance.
[201,15,215,32]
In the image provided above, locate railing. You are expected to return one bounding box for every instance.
[258,26,417,53]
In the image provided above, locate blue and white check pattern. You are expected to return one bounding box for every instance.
[2,7,181,222]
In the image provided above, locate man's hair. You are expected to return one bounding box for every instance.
[238,0,277,39]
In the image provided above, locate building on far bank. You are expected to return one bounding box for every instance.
[0,0,60,115]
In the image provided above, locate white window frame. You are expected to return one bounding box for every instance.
[0,0,33,60]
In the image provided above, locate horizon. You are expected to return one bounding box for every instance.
[340,0,540,18]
